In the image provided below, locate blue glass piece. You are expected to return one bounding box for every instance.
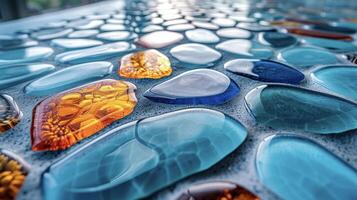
[42,108,247,200]
[0,47,53,66]
[170,43,222,68]
[334,21,357,31]
[311,65,357,100]
[236,22,275,32]
[216,39,273,59]
[224,59,304,84]
[256,134,357,200]
[96,31,138,41]
[144,69,240,105]
[216,28,252,39]
[310,24,356,34]
[68,30,99,38]
[301,37,357,53]
[167,24,195,31]
[245,84,357,134]
[0,34,28,46]
[0,40,38,50]
[258,32,297,48]
[55,42,135,64]
[51,39,103,49]
[185,29,220,43]
[278,47,339,68]
[0,64,55,89]
[24,61,113,96]
[31,28,74,40]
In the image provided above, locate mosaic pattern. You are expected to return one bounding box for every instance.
[119,49,172,79]
[0,149,29,200]
[31,79,137,151]
[0,95,22,133]
[42,108,247,200]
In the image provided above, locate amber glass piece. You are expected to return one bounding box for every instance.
[287,28,353,41]
[177,181,260,200]
[119,49,172,79]
[0,94,22,133]
[0,150,29,200]
[31,79,137,151]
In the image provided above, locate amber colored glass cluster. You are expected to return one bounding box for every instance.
[0,94,22,133]
[31,79,137,151]
[119,49,172,79]
[0,152,27,200]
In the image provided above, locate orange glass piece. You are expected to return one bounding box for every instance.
[0,150,29,200]
[287,28,353,41]
[119,49,172,79]
[31,79,137,151]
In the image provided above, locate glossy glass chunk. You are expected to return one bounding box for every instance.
[278,47,339,68]
[55,42,135,64]
[170,43,222,68]
[100,24,127,32]
[137,31,183,48]
[0,64,55,90]
[287,28,353,41]
[31,79,137,151]
[167,24,195,31]
[0,95,22,133]
[69,20,104,30]
[51,39,103,49]
[236,22,275,32]
[258,32,297,48]
[216,39,273,59]
[177,181,260,200]
[0,34,27,46]
[301,37,357,53]
[0,149,30,200]
[25,62,113,96]
[0,47,53,66]
[96,31,137,41]
[30,28,73,40]
[216,28,252,39]
[67,30,99,38]
[0,40,38,50]
[245,84,357,134]
[311,65,357,100]
[119,49,172,79]
[310,24,356,34]
[256,134,357,200]
[191,21,219,30]
[185,29,219,43]
[144,69,240,105]
[224,59,304,84]
[42,108,247,200]
[212,18,236,27]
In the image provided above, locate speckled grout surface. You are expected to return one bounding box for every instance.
[0,0,356,200]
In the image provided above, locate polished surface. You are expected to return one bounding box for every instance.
[0,95,22,133]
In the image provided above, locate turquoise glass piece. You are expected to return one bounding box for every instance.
[144,69,240,105]
[245,84,357,134]
[68,30,99,38]
[301,37,357,53]
[278,47,339,68]
[0,40,38,50]
[216,39,273,59]
[256,134,357,200]
[0,34,28,46]
[0,47,54,66]
[0,64,55,89]
[216,28,252,39]
[185,29,220,43]
[50,39,103,49]
[24,61,113,96]
[42,108,247,200]
[224,59,304,84]
[311,65,357,100]
[96,31,138,41]
[258,32,297,48]
[170,43,222,68]
[55,42,135,64]
[31,28,74,40]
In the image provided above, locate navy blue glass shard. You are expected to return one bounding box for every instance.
[42,108,248,200]
[224,59,304,84]
[256,134,357,200]
[258,32,297,48]
[310,24,356,34]
[144,69,240,105]
[245,84,357,134]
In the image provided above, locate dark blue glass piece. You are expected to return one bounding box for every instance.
[258,32,297,48]
[224,59,304,84]
[42,108,247,200]
[310,24,356,34]
[245,84,357,134]
[256,134,357,200]
[311,65,357,100]
[144,69,240,105]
